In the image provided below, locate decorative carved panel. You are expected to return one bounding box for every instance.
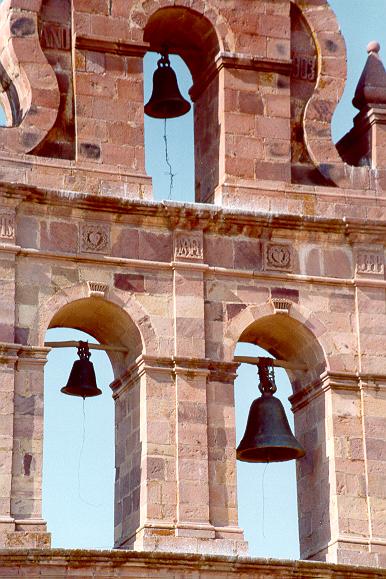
[0,212,15,240]
[174,232,203,261]
[271,298,292,314]
[264,242,293,272]
[80,223,110,254]
[356,249,384,276]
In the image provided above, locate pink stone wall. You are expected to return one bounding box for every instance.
[0,0,385,569]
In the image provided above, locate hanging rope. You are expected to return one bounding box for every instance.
[163,118,176,199]
[261,462,269,539]
[77,399,100,508]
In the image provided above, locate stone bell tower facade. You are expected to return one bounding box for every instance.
[0,0,386,573]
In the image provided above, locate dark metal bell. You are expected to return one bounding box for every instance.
[236,360,305,463]
[61,342,102,399]
[145,50,191,119]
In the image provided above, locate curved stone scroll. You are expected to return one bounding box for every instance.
[292,0,372,189]
[0,0,60,154]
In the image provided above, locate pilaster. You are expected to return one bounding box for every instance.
[292,370,386,567]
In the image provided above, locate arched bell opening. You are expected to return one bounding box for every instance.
[48,296,143,378]
[238,313,327,395]
[232,311,328,559]
[143,6,221,204]
[144,52,194,201]
[235,342,300,559]
[42,296,145,548]
[43,327,114,548]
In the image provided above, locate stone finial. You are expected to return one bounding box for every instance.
[367,40,380,55]
[353,41,386,109]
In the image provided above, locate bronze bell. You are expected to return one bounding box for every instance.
[61,341,102,399]
[145,49,191,119]
[237,359,305,463]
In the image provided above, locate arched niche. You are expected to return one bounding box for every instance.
[143,6,222,203]
[228,306,332,559]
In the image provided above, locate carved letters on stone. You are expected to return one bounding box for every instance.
[174,232,203,261]
[80,223,110,254]
[291,56,317,82]
[0,212,15,240]
[264,243,293,272]
[40,23,71,50]
[356,250,384,276]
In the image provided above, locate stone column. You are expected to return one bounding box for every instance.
[206,361,247,553]
[0,344,18,546]
[9,346,50,548]
[293,371,378,566]
[173,360,214,543]
[360,377,386,568]
[0,205,18,537]
[112,356,178,552]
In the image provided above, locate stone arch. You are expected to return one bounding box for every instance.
[36,282,159,377]
[137,1,234,58]
[225,301,328,393]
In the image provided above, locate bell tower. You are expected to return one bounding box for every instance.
[0,0,386,571]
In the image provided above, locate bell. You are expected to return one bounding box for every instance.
[145,49,191,119]
[236,360,305,463]
[61,341,102,399]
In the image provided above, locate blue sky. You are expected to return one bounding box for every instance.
[0,0,385,559]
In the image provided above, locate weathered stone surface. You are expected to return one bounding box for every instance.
[0,0,385,571]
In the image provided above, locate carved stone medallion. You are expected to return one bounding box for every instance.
[80,223,110,254]
[264,243,293,272]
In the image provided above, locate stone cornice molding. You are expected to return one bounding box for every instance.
[0,549,382,578]
[292,370,386,411]
[3,181,386,239]
[14,248,386,291]
[190,51,291,101]
[111,356,241,396]
[0,342,50,366]
[75,35,149,58]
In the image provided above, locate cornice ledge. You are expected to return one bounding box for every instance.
[75,34,149,57]
[0,548,382,577]
[216,51,292,75]
[291,370,360,410]
[3,181,386,237]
